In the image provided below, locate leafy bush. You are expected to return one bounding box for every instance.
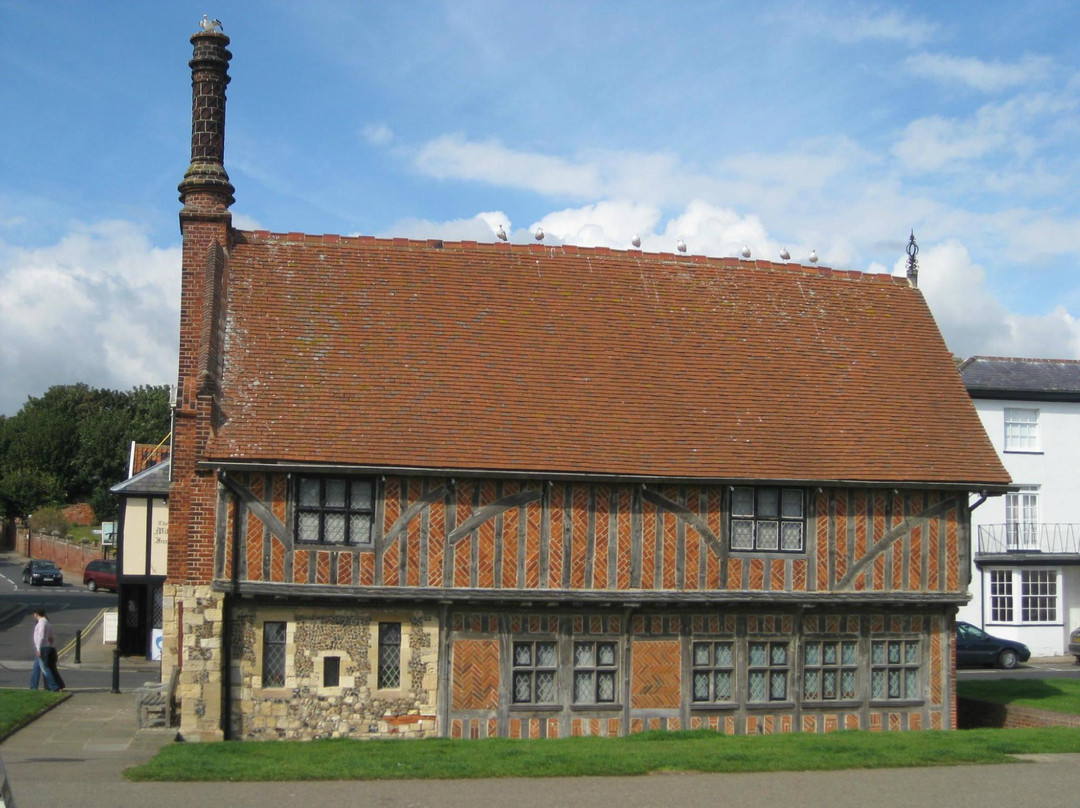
[29,507,70,536]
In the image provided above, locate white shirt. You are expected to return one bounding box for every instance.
[33,617,53,651]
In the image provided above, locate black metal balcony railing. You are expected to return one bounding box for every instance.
[977,523,1080,555]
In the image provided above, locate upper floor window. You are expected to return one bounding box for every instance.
[296,476,374,546]
[730,487,805,553]
[1004,489,1039,550]
[1004,408,1039,452]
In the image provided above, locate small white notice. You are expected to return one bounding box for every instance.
[103,610,118,644]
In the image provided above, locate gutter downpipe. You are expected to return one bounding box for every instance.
[222,473,241,740]
[969,493,989,629]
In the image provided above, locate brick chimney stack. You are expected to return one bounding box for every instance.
[178,28,235,214]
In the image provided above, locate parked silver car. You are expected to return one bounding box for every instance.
[1068,626,1080,663]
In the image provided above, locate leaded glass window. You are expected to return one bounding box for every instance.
[729,487,805,553]
[803,640,857,701]
[870,639,920,701]
[296,476,374,545]
[692,641,735,703]
[377,622,401,689]
[512,640,557,704]
[748,641,788,702]
[262,621,287,688]
[573,641,618,704]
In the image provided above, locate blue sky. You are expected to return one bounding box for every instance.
[1,1,1078,416]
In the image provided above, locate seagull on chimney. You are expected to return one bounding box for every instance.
[496,224,507,242]
[200,15,223,32]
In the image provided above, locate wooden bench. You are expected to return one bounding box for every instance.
[135,666,179,729]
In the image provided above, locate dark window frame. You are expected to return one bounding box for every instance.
[377,622,402,690]
[747,640,789,703]
[870,638,920,702]
[802,639,858,702]
[572,640,619,705]
[730,486,806,553]
[691,640,736,704]
[295,475,375,547]
[262,621,287,688]
[511,639,558,705]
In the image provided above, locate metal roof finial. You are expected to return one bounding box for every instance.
[906,230,919,288]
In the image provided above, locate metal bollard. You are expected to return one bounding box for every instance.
[74,629,81,664]
[111,647,120,694]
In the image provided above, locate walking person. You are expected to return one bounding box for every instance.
[47,643,66,691]
[29,608,60,692]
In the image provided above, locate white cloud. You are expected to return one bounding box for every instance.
[361,123,394,145]
[374,210,512,242]
[795,8,937,46]
[0,221,179,416]
[533,201,661,249]
[890,93,1071,173]
[905,53,1053,93]
[413,134,602,197]
[896,239,1080,360]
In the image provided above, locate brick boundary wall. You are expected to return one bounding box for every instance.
[15,531,106,578]
[957,697,1080,729]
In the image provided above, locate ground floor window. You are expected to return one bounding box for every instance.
[262,621,287,687]
[870,639,919,700]
[378,622,402,689]
[691,641,735,704]
[803,640,858,701]
[986,568,1059,624]
[748,641,789,702]
[989,569,1014,622]
[573,641,618,704]
[512,640,557,704]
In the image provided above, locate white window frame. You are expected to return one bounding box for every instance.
[985,568,1061,625]
[1004,488,1039,551]
[1003,408,1039,452]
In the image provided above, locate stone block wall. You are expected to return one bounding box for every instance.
[228,603,439,740]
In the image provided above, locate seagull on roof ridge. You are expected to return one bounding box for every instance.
[496,224,507,241]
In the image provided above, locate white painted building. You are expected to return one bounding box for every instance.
[958,357,1080,657]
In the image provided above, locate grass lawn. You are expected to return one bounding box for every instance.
[126,726,1080,782]
[69,525,100,544]
[0,689,66,740]
[958,677,1080,715]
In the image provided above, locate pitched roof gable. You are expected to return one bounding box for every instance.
[206,232,1009,486]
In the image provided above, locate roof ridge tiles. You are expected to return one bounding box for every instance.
[230,227,906,284]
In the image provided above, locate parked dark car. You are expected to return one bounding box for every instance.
[22,559,63,587]
[1068,626,1080,663]
[82,559,118,592]
[956,621,1030,669]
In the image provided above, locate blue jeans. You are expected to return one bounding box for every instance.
[30,646,59,691]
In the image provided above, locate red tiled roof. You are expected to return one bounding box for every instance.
[205,232,1009,486]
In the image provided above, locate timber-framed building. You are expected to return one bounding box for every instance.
[165,24,1011,742]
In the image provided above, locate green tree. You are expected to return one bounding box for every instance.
[0,383,171,521]
[0,468,64,522]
